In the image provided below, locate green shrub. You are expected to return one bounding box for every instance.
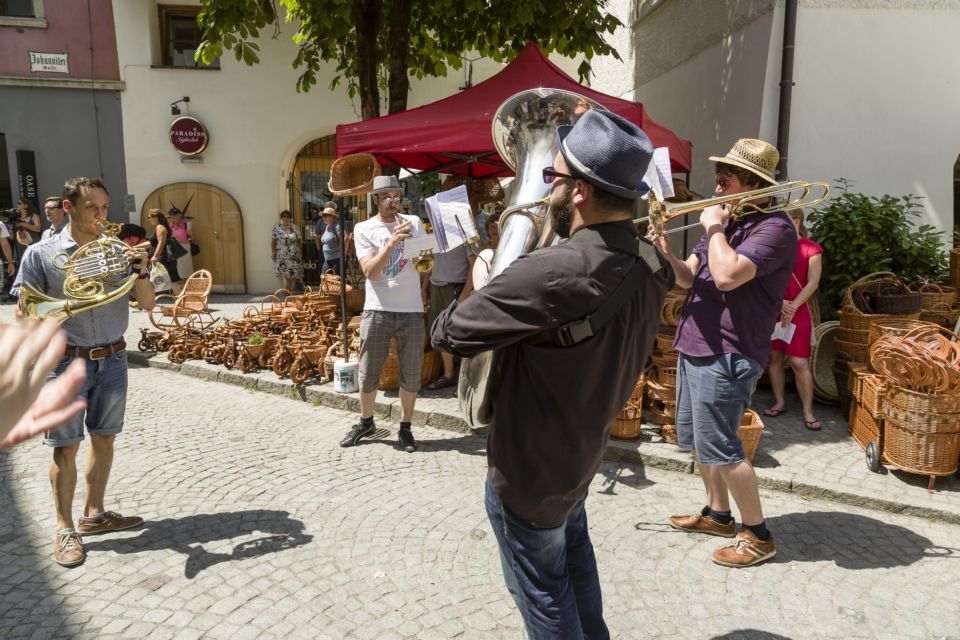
[807,179,947,319]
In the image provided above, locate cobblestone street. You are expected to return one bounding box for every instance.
[1,364,958,639]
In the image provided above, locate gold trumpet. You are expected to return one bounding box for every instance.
[19,220,141,321]
[639,180,831,236]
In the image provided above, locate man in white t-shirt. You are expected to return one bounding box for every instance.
[340,175,426,452]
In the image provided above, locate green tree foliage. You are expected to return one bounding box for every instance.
[196,0,621,119]
[808,179,948,319]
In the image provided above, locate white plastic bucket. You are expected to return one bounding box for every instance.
[333,358,359,394]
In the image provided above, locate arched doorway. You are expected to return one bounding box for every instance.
[290,136,369,286]
[141,182,246,293]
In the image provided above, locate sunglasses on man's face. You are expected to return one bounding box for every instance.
[542,167,576,184]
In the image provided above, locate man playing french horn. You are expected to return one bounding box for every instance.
[12,176,155,567]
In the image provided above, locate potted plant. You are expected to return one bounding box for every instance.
[807,179,947,319]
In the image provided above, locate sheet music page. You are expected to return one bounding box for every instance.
[652,147,674,199]
[436,201,476,251]
[424,194,445,252]
[401,233,439,260]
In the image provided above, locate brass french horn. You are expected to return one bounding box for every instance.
[19,220,141,322]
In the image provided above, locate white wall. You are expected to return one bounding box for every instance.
[113,0,582,293]
[788,6,960,236]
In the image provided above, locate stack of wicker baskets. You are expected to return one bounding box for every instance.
[848,321,960,483]
[834,273,922,415]
[650,288,685,438]
[910,281,960,328]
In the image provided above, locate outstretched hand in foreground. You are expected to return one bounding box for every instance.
[0,318,86,449]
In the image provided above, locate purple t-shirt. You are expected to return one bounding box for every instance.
[674,211,798,365]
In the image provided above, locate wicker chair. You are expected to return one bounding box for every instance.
[149,269,215,331]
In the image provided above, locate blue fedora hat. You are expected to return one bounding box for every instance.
[556,109,653,199]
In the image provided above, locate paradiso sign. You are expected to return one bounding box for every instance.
[169,117,209,156]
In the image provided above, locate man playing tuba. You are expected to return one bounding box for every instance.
[432,110,672,638]
[11,177,155,567]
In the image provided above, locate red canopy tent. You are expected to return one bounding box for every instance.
[336,43,692,177]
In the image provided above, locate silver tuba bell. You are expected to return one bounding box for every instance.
[457,88,603,429]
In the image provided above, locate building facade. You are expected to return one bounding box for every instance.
[0,0,127,223]
[113,1,584,294]
[593,0,960,240]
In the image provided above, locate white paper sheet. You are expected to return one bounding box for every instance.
[770,322,797,344]
[424,185,478,253]
[401,233,439,260]
[642,147,675,201]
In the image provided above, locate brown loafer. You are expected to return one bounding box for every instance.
[712,529,776,568]
[76,511,144,536]
[54,531,85,567]
[668,512,736,538]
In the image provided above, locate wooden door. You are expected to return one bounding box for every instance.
[141,182,246,293]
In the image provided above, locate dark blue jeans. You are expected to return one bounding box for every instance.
[484,478,609,639]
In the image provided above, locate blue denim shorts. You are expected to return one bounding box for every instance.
[43,351,128,447]
[675,352,763,465]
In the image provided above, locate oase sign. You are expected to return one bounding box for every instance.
[169,117,209,156]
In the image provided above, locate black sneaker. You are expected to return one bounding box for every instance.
[340,421,375,447]
[398,428,417,453]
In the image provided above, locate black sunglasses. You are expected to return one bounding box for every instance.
[542,166,576,184]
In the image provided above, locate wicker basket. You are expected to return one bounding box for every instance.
[811,321,840,403]
[885,385,960,416]
[739,409,764,463]
[649,399,676,425]
[847,362,870,399]
[833,359,853,417]
[655,333,675,352]
[862,373,887,417]
[911,282,957,310]
[867,318,928,347]
[658,366,677,387]
[645,373,675,403]
[660,424,678,444]
[849,400,886,457]
[951,249,960,288]
[377,339,400,390]
[612,376,645,441]
[883,416,960,476]
[650,349,678,369]
[420,349,442,385]
[328,153,381,196]
[838,306,922,333]
[838,326,871,345]
[834,337,871,363]
[345,288,365,313]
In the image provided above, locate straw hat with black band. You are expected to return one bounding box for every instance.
[709,138,780,186]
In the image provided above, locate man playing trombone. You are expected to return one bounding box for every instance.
[649,139,797,568]
[11,177,155,567]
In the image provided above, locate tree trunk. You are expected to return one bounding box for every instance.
[352,0,381,119]
[386,0,413,114]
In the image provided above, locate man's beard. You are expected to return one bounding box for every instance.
[547,186,574,239]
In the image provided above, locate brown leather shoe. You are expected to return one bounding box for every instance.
[669,512,736,537]
[712,529,776,568]
[54,531,85,567]
[76,511,144,535]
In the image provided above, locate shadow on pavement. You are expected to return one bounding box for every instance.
[83,509,313,579]
[360,433,488,457]
[767,511,960,569]
[711,631,792,640]
[597,461,655,496]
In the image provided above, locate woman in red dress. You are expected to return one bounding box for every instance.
[764,209,824,430]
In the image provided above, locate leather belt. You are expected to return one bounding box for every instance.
[65,339,126,361]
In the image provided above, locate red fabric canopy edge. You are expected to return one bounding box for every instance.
[335,43,692,176]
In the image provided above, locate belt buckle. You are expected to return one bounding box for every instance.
[88,346,110,361]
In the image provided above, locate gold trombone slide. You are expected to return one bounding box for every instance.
[637,180,831,236]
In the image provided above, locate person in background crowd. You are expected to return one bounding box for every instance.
[339,175,426,453]
[12,176,156,568]
[471,213,501,291]
[316,207,348,277]
[651,138,797,568]
[147,209,182,294]
[425,245,474,390]
[167,207,194,283]
[0,217,15,302]
[17,196,69,246]
[271,210,304,293]
[764,208,824,431]
[0,319,87,450]
[14,198,42,251]
[433,109,671,638]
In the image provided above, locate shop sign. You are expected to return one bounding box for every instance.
[29,52,69,74]
[15,150,40,213]
[169,117,209,156]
